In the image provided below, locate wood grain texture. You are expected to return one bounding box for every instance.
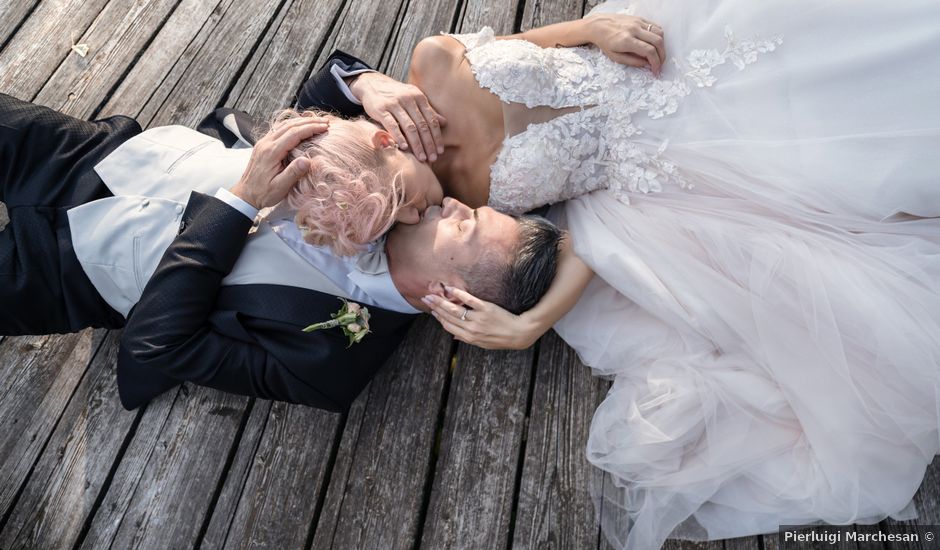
[310,0,409,70]
[0,331,105,521]
[0,0,112,100]
[78,386,250,549]
[381,0,461,81]
[224,0,346,118]
[510,332,608,550]
[458,0,524,35]
[519,0,584,32]
[723,535,761,550]
[419,344,536,550]
[142,0,286,128]
[195,399,273,548]
[32,0,181,119]
[0,0,39,52]
[311,318,454,550]
[98,0,226,119]
[200,401,342,550]
[0,331,130,550]
[882,455,940,550]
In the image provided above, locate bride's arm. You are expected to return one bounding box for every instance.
[500,13,666,75]
[424,236,594,350]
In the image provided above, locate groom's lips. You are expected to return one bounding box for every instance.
[422,205,443,222]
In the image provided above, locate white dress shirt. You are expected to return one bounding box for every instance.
[215,191,419,314]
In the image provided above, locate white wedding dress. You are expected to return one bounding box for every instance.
[445,0,940,548]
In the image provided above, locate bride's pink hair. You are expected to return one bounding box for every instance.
[270,109,403,256]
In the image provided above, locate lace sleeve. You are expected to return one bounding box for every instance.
[441,26,496,51]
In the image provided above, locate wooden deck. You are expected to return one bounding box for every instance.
[0,0,938,548]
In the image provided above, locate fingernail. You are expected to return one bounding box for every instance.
[429,154,437,162]
[438,146,444,154]
[419,153,426,161]
[422,295,436,304]
[443,285,454,293]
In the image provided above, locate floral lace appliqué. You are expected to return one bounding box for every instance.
[447,21,783,214]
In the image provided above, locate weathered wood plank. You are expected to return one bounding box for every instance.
[418,343,535,550]
[308,0,409,71]
[224,0,345,118]
[411,3,528,549]
[381,0,461,81]
[79,386,250,549]
[882,455,940,550]
[73,2,329,547]
[509,332,608,550]
[97,0,226,119]
[32,0,182,119]
[0,331,106,523]
[194,399,272,548]
[0,331,131,550]
[0,0,112,100]
[311,318,453,550]
[763,528,859,550]
[456,0,523,35]
[141,0,292,129]
[724,535,761,550]
[200,401,342,550]
[519,0,584,32]
[0,0,39,52]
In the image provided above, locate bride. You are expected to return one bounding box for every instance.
[286,0,940,547]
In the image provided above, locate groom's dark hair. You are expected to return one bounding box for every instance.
[457,215,563,315]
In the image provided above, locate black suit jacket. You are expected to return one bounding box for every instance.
[117,50,415,412]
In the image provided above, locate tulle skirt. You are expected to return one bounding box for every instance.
[549,0,940,548]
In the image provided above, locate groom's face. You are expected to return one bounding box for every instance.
[389,197,519,285]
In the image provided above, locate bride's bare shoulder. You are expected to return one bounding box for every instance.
[408,35,464,83]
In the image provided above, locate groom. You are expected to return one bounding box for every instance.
[0,86,560,412]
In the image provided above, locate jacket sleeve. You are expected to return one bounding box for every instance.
[295,49,375,117]
[118,191,341,410]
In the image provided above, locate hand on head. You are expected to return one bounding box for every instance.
[231,114,328,209]
[276,109,443,256]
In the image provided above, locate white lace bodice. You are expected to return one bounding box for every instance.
[445,19,782,214]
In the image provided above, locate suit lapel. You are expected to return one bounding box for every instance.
[215,284,417,337]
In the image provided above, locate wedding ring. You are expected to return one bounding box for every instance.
[460,307,470,321]
[646,23,652,31]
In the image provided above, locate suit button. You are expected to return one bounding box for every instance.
[140,199,150,210]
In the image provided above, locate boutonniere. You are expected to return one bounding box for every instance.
[303,299,371,347]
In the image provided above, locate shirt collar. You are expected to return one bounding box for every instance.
[348,236,421,313]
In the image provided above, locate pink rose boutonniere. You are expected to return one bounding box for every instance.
[303,299,372,347]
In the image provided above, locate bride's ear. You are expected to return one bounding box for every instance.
[371,129,397,150]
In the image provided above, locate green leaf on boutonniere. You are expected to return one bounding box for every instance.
[303,298,372,347]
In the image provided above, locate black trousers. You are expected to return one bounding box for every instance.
[0,93,140,335]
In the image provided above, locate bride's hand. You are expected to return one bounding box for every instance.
[347,72,448,162]
[583,13,666,76]
[422,286,545,350]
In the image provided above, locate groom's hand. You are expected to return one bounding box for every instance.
[230,115,328,209]
[347,72,447,162]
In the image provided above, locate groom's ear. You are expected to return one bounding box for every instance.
[426,280,464,304]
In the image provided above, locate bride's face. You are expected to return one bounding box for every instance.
[393,152,444,224]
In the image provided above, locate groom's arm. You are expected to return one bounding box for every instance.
[296,49,375,117]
